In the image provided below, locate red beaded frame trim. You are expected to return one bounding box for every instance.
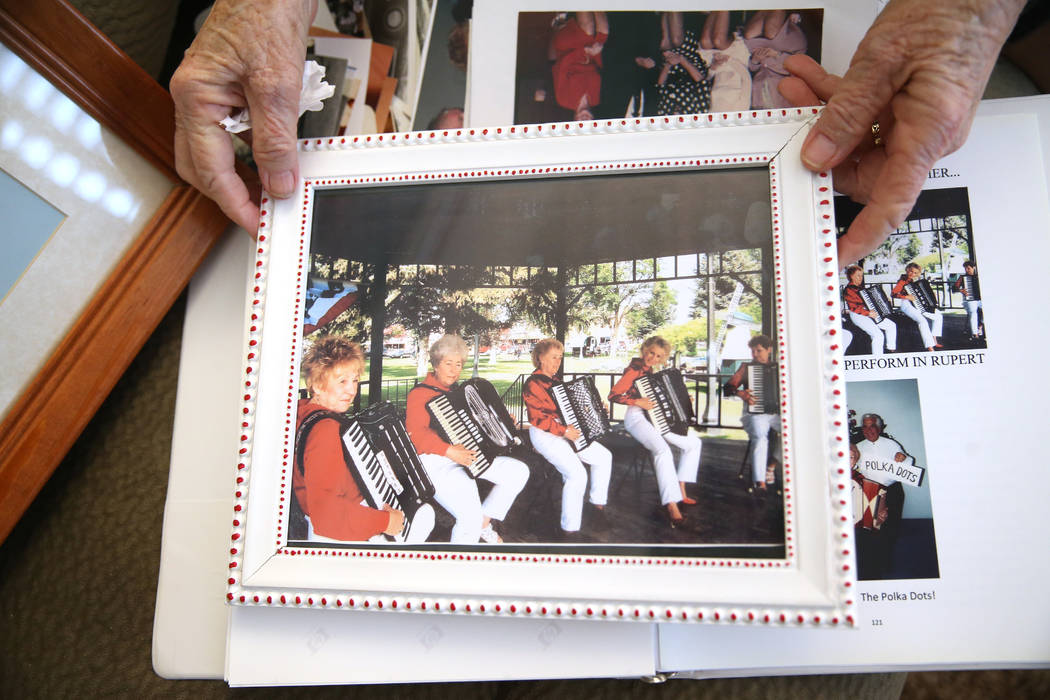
[226,108,856,626]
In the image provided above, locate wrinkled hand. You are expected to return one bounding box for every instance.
[778,0,1023,264]
[170,0,318,232]
[564,426,582,441]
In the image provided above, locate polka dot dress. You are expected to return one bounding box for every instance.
[656,30,712,116]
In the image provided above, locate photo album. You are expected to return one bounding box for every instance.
[140,0,1050,685]
[225,111,856,626]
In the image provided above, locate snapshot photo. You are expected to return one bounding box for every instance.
[847,378,939,582]
[412,0,471,132]
[512,8,824,124]
[837,188,986,357]
[287,165,790,557]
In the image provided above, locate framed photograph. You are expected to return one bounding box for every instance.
[467,0,874,127]
[229,110,855,625]
[0,0,229,543]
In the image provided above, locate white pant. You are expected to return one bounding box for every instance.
[849,311,897,355]
[898,299,942,348]
[624,406,701,505]
[304,505,435,544]
[740,412,781,483]
[529,427,612,532]
[964,299,983,335]
[419,452,529,544]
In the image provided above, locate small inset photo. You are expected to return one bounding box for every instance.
[837,188,986,357]
[846,378,939,581]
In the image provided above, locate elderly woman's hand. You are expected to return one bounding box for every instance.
[779,0,1024,264]
[170,0,318,232]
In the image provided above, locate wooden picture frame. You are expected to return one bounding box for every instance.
[0,0,231,543]
[228,111,856,626]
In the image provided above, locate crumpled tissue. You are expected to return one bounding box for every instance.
[220,59,336,134]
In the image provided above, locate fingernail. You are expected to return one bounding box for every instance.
[802,133,837,169]
[267,170,295,198]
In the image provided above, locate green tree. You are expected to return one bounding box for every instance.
[690,248,763,329]
[896,233,923,266]
[626,280,675,339]
[655,318,707,354]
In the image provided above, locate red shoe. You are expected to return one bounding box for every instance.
[681,496,697,506]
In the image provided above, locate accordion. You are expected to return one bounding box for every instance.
[903,278,937,313]
[634,368,695,436]
[960,274,980,301]
[426,377,522,479]
[745,362,779,414]
[551,376,612,451]
[851,475,888,531]
[858,285,893,323]
[297,403,435,543]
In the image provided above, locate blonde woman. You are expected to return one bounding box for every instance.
[523,338,612,540]
[609,336,701,527]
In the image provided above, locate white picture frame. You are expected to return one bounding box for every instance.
[228,110,856,626]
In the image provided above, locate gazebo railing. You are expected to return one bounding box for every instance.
[502,371,743,431]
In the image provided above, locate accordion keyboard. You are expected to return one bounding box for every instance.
[427,396,491,478]
[635,375,672,434]
[341,421,412,541]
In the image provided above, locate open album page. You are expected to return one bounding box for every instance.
[658,100,1050,675]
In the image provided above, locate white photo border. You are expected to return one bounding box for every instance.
[227,110,857,627]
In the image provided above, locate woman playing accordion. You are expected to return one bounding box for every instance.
[843,265,897,356]
[609,336,702,528]
[405,334,529,544]
[953,259,983,340]
[722,334,781,492]
[891,262,943,352]
[523,339,612,540]
[294,336,434,543]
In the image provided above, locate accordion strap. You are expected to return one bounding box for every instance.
[294,409,345,477]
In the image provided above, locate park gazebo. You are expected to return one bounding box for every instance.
[309,165,776,424]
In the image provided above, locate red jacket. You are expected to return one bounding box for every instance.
[405,373,455,455]
[843,284,871,316]
[523,370,567,436]
[293,399,391,541]
[608,358,650,406]
[890,275,910,300]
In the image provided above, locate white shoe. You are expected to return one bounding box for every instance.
[479,525,502,544]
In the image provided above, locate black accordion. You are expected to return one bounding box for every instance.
[425,377,522,479]
[960,274,980,301]
[551,376,611,452]
[745,362,779,414]
[858,285,893,323]
[634,368,695,436]
[903,278,938,313]
[297,402,434,543]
